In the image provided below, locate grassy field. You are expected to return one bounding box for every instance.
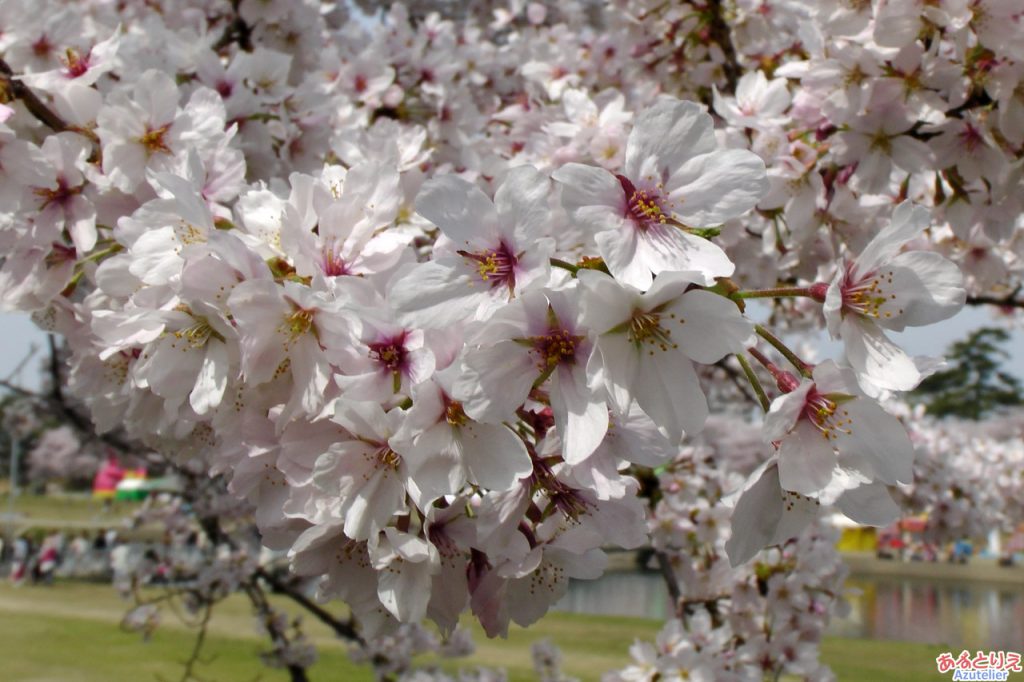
[0,581,951,681]
[0,492,140,525]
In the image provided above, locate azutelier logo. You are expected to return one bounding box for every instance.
[936,651,1022,681]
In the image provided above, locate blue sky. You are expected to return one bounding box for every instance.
[2,305,1022,395]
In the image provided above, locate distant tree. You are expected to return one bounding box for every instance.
[912,327,1024,420]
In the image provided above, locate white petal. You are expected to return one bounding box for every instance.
[879,251,965,331]
[841,316,922,391]
[725,461,784,566]
[461,422,532,490]
[763,380,813,442]
[635,223,734,285]
[670,289,754,364]
[552,162,622,216]
[494,165,551,244]
[625,99,715,179]
[189,340,228,415]
[854,201,929,277]
[666,149,768,226]
[635,350,707,442]
[552,365,608,465]
[577,270,636,335]
[595,224,651,290]
[394,425,464,503]
[389,260,481,328]
[778,420,835,495]
[457,341,536,423]
[416,175,499,248]
[837,483,901,526]
[377,557,434,622]
[836,399,914,485]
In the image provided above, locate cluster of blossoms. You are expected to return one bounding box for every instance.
[605,422,850,682]
[3,0,1019,669]
[899,406,1024,543]
[24,424,101,487]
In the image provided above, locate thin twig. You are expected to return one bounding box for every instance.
[754,325,812,378]
[714,358,757,405]
[0,57,71,133]
[179,602,215,682]
[736,354,770,412]
[965,292,1024,310]
[256,568,363,644]
[655,551,683,618]
[244,580,310,682]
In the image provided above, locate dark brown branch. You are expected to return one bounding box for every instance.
[0,58,100,162]
[966,293,1024,310]
[244,580,310,682]
[704,0,741,94]
[212,0,254,52]
[655,550,684,618]
[714,358,758,405]
[256,568,363,644]
[0,337,136,452]
[0,57,71,133]
[44,335,137,452]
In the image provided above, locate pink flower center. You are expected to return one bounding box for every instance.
[368,334,409,373]
[801,387,852,441]
[32,36,53,58]
[457,241,518,291]
[617,174,669,230]
[45,241,77,268]
[840,263,904,320]
[375,446,401,472]
[530,328,581,370]
[34,176,82,209]
[321,246,351,276]
[958,123,983,154]
[139,124,172,156]
[61,48,91,79]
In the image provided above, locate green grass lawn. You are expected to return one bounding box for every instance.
[0,492,140,525]
[0,581,952,681]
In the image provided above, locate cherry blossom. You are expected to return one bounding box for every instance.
[0,0,1018,675]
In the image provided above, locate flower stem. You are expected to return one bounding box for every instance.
[79,243,123,264]
[731,287,818,300]
[549,258,580,275]
[737,354,770,412]
[754,324,813,378]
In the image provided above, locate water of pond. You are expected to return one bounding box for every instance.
[555,568,1024,649]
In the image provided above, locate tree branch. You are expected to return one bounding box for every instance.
[0,57,72,133]
[704,0,741,94]
[44,335,137,452]
[244,580,310,682]
[212,0,254,52]
[256,568,363,644]
[966,293,1024,310]
[655,550,684,618]
[178,602,215,682]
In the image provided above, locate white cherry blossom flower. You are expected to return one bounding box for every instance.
[454,288,606,464]
[822,201,966,392]
[96,69,192,193]
[579,270,754,443]
[390,166,555,328]
[554,98,767,289]
[726,457,902,566]
[763,361,915,497]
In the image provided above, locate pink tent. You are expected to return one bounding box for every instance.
[92,457,125,499]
